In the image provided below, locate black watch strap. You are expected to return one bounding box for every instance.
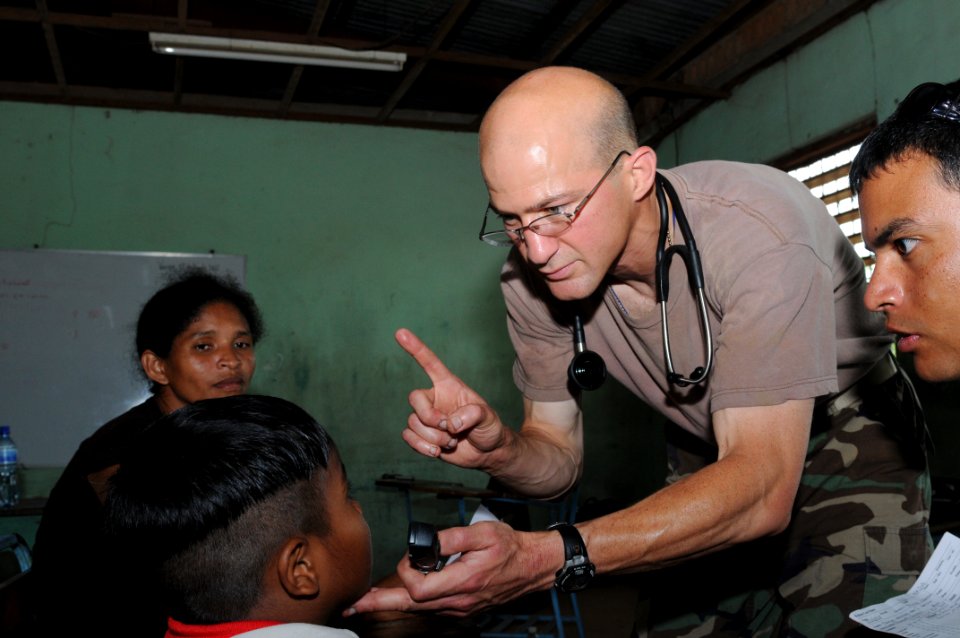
[548,522,595,593]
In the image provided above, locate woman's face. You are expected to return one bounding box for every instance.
[143,301,256,413]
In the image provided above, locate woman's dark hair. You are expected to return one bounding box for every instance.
[135,269,264,389]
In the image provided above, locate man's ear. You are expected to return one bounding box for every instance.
[626,146,658,202]
[277,536,321,598]
[140,350,169,386]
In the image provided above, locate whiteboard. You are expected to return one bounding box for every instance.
[0,249,246,466]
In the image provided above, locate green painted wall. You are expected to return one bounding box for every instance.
[3,0,957,578]
[659,0,960,166]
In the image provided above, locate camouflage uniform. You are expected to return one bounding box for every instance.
[634,355,932,637]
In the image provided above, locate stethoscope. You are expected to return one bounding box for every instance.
[568,173,714,391]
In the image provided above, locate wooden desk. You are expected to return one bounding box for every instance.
[0,498,45,518]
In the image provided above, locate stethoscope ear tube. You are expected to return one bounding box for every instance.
[654,173,713,387]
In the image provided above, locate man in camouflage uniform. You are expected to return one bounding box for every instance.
[645,369,930,636]
[349,67,931,637]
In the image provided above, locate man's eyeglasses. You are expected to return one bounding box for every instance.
[898,82,960,123]
[478,151,630,247]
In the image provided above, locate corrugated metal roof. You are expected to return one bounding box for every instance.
[0,0,878,138]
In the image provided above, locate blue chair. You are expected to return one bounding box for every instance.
[0,533,33,636]
[0,533,31,581]
[474,490,585,638]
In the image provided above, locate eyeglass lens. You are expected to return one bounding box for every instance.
[481,209,572,246]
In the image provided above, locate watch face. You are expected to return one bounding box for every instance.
[558,562,595,592]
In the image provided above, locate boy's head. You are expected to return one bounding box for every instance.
[105,394,371,626]
[850,81,960,196]
[851,81,960,381]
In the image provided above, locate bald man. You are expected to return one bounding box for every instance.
[852,80,960,382]
[350,67,932,637]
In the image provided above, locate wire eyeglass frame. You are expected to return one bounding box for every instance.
[478,151,630,247]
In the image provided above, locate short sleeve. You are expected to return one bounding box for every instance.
[708,242,838,411]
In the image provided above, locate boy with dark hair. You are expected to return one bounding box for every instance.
[105,395,371,638]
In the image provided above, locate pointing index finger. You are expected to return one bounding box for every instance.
[395,328,455,384]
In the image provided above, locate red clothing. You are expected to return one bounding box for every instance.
[166,618,281,638]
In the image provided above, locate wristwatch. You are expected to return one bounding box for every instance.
[548,522,595,593]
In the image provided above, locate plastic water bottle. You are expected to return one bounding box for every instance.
[0,425,20,508]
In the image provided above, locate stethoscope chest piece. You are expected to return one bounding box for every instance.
[568,349,607,391]
[568,314,607,391]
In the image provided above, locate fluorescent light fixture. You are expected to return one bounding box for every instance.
[149,33,407,72]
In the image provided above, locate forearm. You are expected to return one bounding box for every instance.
[580,454,793,574]
[482,398,583,499]
[579,401,811,573]
[483,425,582,499]
[488,453,789,605]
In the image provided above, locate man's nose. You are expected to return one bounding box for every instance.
[864,261,903,312]
[522,231,559,265]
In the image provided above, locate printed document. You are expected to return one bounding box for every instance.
[850,531,960,637]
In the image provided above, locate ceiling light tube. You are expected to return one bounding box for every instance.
[149,33,407,72]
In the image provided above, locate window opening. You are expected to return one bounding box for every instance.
[785,140,873,278]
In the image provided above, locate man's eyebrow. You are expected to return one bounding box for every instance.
[867,217,919,251]
[489,192,576,217]
[487,202,510,217]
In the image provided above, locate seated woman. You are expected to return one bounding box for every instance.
[29,269,265,637]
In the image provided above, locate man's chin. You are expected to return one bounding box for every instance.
[914,353,960,383]
[545,278,597,301]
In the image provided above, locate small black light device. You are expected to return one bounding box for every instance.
[408,521,444,573]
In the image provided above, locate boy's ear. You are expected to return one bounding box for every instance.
[140,350,169,386]
[277,536,322,598]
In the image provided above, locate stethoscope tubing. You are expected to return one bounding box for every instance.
[654,173,714,387]
[568,173,714,391]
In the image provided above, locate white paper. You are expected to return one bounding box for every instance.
[850,532,960,637]
[444,503,499,566]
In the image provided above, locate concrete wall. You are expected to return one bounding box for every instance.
[658,0,960,166]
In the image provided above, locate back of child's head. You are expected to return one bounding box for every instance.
[105,394,343,624]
